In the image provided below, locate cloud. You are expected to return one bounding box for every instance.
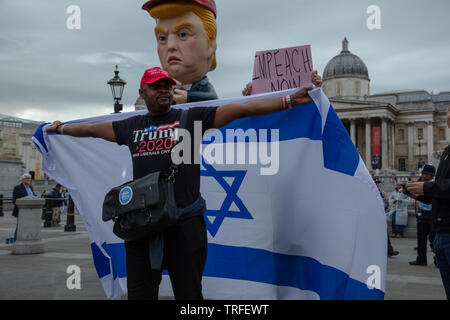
[75,51,147,68]
[0,0,449,122]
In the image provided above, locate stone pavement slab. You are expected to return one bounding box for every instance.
[0,212,447,300]
[0,212,107,300]
[384,236,446,300]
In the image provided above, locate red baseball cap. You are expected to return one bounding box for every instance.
[142,0,217,18]
[140,67,177,88]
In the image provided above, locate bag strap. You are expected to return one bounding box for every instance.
[169,109,189,180]
[178,108,189,130]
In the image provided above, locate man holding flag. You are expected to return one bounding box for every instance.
[34,0,386,302]
[45,66,322,300]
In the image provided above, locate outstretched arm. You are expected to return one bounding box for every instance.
[45,121,116,142]
[213,86,313,129]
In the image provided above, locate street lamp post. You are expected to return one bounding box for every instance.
[107,65,127,113]
[418,131,423,170]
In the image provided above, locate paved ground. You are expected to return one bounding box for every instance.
[384,236,446,300]
[0,212,446,300]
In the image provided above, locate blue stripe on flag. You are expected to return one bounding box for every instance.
[321,107,360,176]
[206,101,322,143]
[91,242,111,278]
[204,243,384,300]
[101,242,127,279]
[32,123,49,153]
[91,241,383,299]
[205,101,360,176]
[91,242,127,280]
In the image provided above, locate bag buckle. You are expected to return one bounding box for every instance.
[168,166,177,183]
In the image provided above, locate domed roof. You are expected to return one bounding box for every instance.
[323,38,369,81]
[135,96,145,106]
[134,96,146,110]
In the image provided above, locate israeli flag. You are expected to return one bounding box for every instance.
[32,88,386,300]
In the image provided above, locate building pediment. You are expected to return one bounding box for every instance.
[330,97,398,120]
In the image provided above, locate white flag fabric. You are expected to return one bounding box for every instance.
[32,88,386,300]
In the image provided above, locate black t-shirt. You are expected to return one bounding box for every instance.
[112,107,217,208]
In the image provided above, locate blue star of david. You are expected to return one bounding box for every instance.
[200,158,253,237]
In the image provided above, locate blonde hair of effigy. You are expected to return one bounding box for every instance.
[150,3,217,71]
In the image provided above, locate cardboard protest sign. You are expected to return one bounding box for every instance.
[251,45,313,95]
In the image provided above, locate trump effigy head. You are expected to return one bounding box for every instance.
[142,0,217,85]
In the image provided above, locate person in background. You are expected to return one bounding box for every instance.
[48,184,63,226]
[375,178,398,257]
[388,182,410,238]
[410,164,436,266]
[406,106,450,299]
[60,188,68,214]
[11,173,36,242]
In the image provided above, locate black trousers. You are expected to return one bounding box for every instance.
[417,213,435,261]
[387,233,394,254]
[124,215,208,300]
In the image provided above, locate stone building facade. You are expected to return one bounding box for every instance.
[0,114,44,196]
[322,38,450,174]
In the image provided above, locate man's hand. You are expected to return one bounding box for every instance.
[170,78,188,104]
[406,182,425,197]
[46,121,63,133]
[242,82,252,96]
[312,70,322,87]
[290,87,313,105]
[173,88,188,104]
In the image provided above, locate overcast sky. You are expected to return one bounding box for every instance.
[0,0,449,122]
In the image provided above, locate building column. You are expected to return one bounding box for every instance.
[365,118,372,170]
[407,122,414,171]
[350,119,356,145]
[446,123,450,143]
[381,117,388,170]
[427,121,434,162]
[391,123,396,170]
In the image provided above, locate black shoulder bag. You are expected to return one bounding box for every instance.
[102,109,188,241]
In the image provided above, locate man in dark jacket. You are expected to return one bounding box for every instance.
[407,107,450,299]
[375,178,398,257]
[12,173,36,217]
[409,164,436,266]
[12,173,36,241]
[48,184,63,226]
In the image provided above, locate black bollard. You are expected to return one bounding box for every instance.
[0,194,3,217]
[43,198,53,228]
[64,195,76,232]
